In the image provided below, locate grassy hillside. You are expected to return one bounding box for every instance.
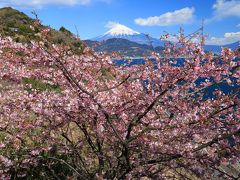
[0,7,84,53]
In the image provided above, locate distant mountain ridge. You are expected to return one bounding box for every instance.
[204,41,239,53]
[87,37,239,57]
[84,38,164,57]
[92,23,164,47]
[90,23,239,54]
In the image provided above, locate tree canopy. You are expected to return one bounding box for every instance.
[0,23,239,179]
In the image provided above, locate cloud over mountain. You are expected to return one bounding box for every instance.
[134,7,195,26]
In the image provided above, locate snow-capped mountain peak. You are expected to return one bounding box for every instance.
[91,22,164,47]
[104,23,140,36]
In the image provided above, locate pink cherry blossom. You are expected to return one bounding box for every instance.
[0,26,239,179]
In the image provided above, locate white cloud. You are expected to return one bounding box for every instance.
[212,0,240,20]
[134,7,195,26]
[237,24,240,27]
[206,31,240,45]
[0,0,109,8]
[224,31,240,38]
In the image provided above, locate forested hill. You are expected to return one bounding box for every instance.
[0,7,84,53]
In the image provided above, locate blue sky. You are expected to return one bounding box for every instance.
[0,0,239,45]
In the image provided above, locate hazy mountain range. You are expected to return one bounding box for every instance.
[85,38,164,57]
[86,23,239,57]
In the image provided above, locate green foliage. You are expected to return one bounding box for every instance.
[23,78,61,93]
[10,152,75,179]
[18,24,33,34]
[49,29,84,54]
[59,26,72,36]
[0,7,36,43]
[0,7,84,54]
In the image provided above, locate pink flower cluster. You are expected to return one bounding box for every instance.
[0,30,239,179]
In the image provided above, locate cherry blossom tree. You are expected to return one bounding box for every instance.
[0,25,239,179]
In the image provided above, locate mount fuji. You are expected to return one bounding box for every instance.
[88,23,239,55]
[92,23,164,47]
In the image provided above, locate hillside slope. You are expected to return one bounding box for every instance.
[0,7,83,53]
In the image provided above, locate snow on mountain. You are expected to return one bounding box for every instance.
[92,22,164,47]
[104,23,140,36]
[90,22,239,52]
